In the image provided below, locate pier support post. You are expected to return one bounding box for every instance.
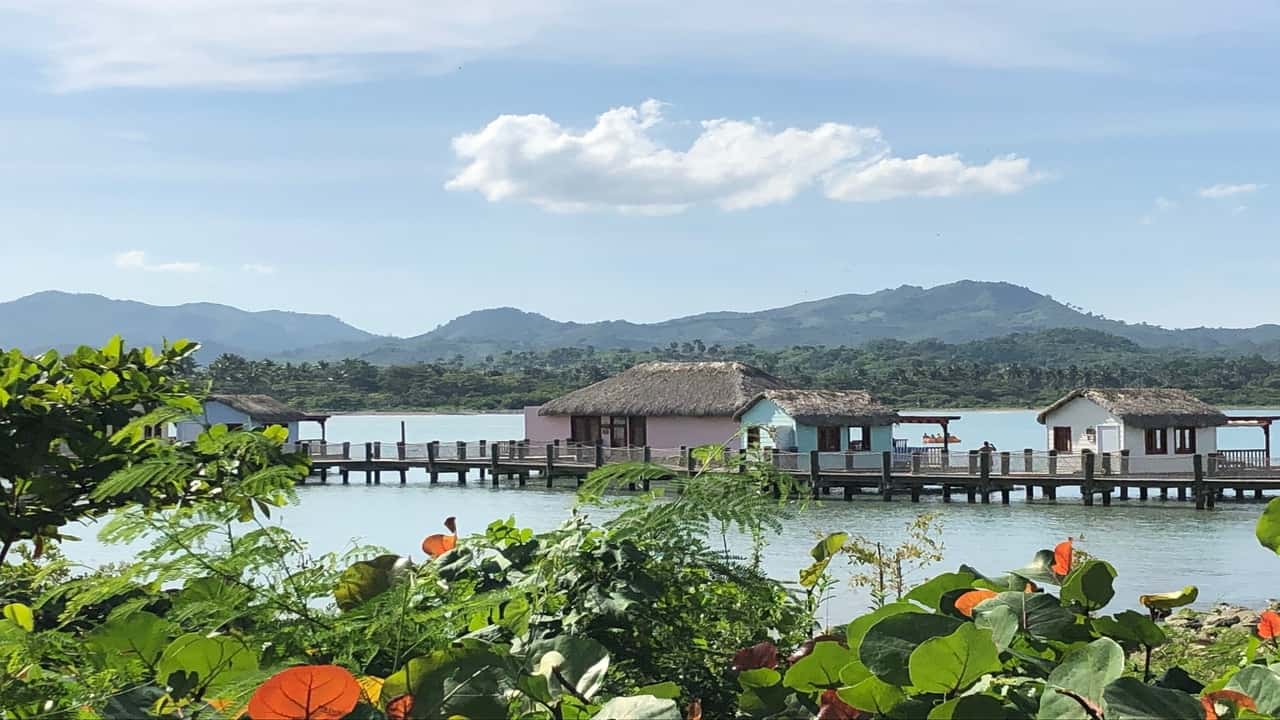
[979,450,991,504]
[399,468,406,485]
[427,441,438,484]
[491,444,500,487]
[1000,486,1010,505]
[770,448,781,499]
[374,441,382,460]
[545,444,555,487]
[966,484,976,503]
[1045,484,1057,500]
[374,470,381,485]
[1119,483,1128,500]
[1082,451,1095,506]
[1193,454,1206,510]
[320,467,328,484]
[911,452,922,475]
[880,451,893,502]
[1177,486,1187,501]
[365,442,373,485]
[594,441,604,469]
[810,451,821,499]
[1120,449,1130,476]
[1160,486,1168,501]
[642,447,653,491]
[1025,481,1034,501]
[1256,488,1265,501]
[942,484,952,502]
[340,467,349,485]
[397,441,406,461]
[1139,485,1148,500]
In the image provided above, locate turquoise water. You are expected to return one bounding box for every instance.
[63,410,1280,620]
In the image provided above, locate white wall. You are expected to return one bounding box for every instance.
[174,401,301,443]
[523,406,571,443]
[1123,424,1218,473]
[1041,397,1119,452]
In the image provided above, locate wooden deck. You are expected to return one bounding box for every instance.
[287,440,1280,511]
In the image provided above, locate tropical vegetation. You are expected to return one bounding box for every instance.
[5,338,1280,718]
[201,328,1280,412]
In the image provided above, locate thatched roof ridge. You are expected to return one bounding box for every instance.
[735,389,901,426]
[1036,388,1228,428]
[208,394,310,423]
[538,361,788,417]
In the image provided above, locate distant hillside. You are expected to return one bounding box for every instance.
[299,281,1280,362]
[0,291,377,358]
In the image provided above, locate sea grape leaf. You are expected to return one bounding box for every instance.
[634,681,680,700]
[1010,549,1060,586]
[783,640,856,693]
[1226,665,1280,715]
[1037,638,1125,720]
[87,611,174,670]
[907,624,1002,695]
[1093,611,1166,650]
[383,642,513,719]
[800,532,849,588]
[333,554,410,611]
[975,604,1019,652]
[1060,560,1117,612]
[927,694,1008,720]
[1103,676,1205,720]
[860,612,963,686]
[155,633,258,692]
[591,694,681,719]
[846,603,921,654]
[904,572,978,610]
[2,603,34,632]
[972,591,1075,641]
[1257,497,1280,555]
[837,676,906,716]
[738,668,781,689]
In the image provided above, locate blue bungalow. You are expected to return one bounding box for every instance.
[734,389,901,453]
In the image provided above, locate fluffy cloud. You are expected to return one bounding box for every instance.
[114,250,201,273]
[445,101,1042,213]
[1199,183,1264,198]
[3,1,1276,90]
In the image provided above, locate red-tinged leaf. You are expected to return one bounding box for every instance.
[386,694,414,720]
[685,698,702,720]
[1053,539,1073,577]
[443,516,457,534]
[788,635,846,663]
[732,641,779,671]
[1258,610,1280,640]
[818,689,863,720]
[1202,689,1256,720]
[247,665,361,720]
[421,533,457,558]
[955,589,999,618]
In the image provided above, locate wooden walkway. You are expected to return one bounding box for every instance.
[288,440,1280,511]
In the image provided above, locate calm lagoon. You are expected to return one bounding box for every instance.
[65,410,1279,619]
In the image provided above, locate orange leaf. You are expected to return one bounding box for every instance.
[421,533,457,558]
[247,665,361,720]
[955,589,999,618]
[1202,689,1256,720]
[1053,539,1073,577]
[1258,610,1280,639]
[386,694,414,720]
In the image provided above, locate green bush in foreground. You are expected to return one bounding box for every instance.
[4,338,1280,719]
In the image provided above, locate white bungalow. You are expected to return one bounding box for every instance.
[1036,388,1227,472]
[734,389,900,453]
[175,394,328,444]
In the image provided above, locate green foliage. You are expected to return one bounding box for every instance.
[1258,498,1280,555]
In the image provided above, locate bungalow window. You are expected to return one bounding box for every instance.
[1174,426,1197,454]
[817,425,844,452]
[570,416,600,443]
[849,425,872,451]
[746,426,761,449]
[1052,427,1072,452]
[627,416,647,447]
[1144,428,1168,455]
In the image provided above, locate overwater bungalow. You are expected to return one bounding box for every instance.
[525,361,788,449]
[734,389,900,453]
[1036,388,1226,472]
[175,394,329,444]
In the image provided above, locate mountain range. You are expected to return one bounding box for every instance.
[4,282,1279,362]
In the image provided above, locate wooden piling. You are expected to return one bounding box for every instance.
[398,468,406,485]
[979,450,991,504]
[810,450,821,499]
[999,451,1010,476]
[1082,451,1095,506]
[491,444,500,488]
[880,451,893,502]
[545,444,555,487]
[1024,448,1034,473]
[642,447,652,491]
[1120,450,1130,476]
[911,452,922,475]
[1048,449,1058,477]
[427,441,438,484]
[1193,454,1205,510]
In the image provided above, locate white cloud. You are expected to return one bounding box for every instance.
[113,250,201,273]
[242,263,276,275]
[1198,183,1264,198]
[1141,195,1176,224]
[3,1,1277,90]
[445,101,1042,213]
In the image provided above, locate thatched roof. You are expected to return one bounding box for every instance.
[735,389,901,426]
[1036,388,1228,428]
[208,394,311,423]
[538,361,788,417]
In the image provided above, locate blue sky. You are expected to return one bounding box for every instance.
[1,1,1276,337]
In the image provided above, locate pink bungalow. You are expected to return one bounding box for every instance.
[524,361,789,450]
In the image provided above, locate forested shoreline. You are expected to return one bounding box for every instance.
[198,328,1280,412]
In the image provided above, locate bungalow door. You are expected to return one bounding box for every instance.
[1052,426,1072,452]
[817,425,844,452]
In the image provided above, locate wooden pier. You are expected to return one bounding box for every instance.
[286,440,1280,510]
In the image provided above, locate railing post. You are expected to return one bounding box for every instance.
[594,440,604,469]
[342,441,351,459]
[642,447,653,491]
[508,439,517,460]
[844,450,854,472]
[999,451,1011,476]
[490,443,500,487]
[681,446,691,474]
[1207,453,1219,478]
[1119,449,1130,476]
[1023,448,1033,473]
[979,450,991,504]
[911,452,922,475]
[1048,449,1058,477]
[457,441,466,461]
[810,450,822,499]
[770,447,782,499]
[427,441,438,484]
[1082,450,1095,506]
[968,450,979,475]
[478,439,486,459]
[881,450,893,502]
[396,441,406,460]
[544,443,555,487]
[1193,454,1206,510]
[1101,452,1112,476]
[372,441,380,459]
[738,447,747,475]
